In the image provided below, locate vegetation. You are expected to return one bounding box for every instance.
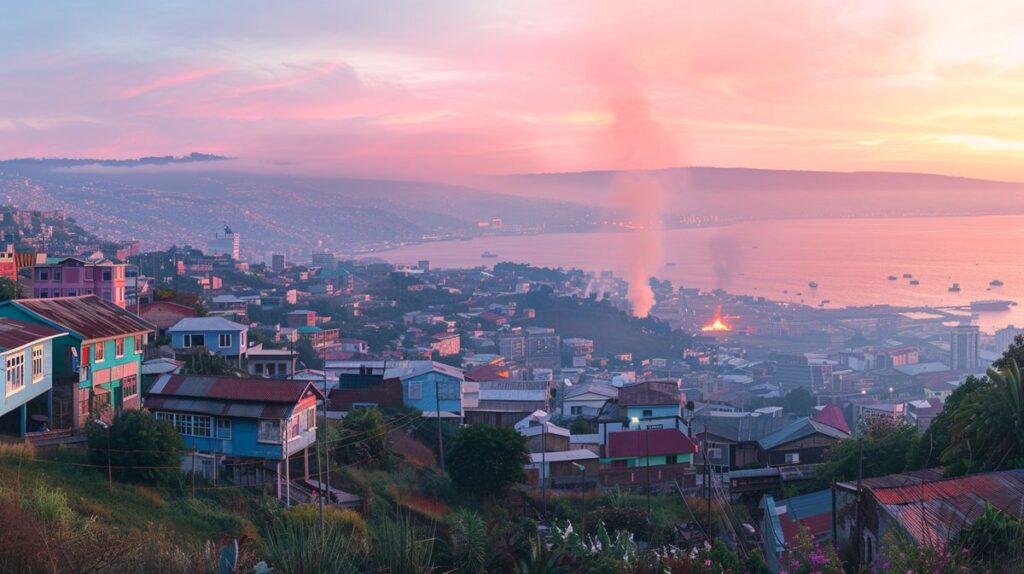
[781,388,814,417]
[0,277,20,301]
[907,374,987,471]
[179,350,247,377]
[334,407,392,470]
[86,409,184,485]
[942,359,1024,475]
[954,502,1024,566]
[446,424,529,499]
[808,418,918,491]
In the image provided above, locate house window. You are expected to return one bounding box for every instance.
[288,415,300,440]
[183,334,205,348]
[257,419,281,443]
[115,338,125,358]
[407,381,422,400]
[707,447,722,460]
[167,413,212,437]
[135,335,143,352]
[122,375,137,399]
[784,452,801,464]
[612,459,627,468]
[437,380,459,400]
[102,269,112,281]
[304,407,316,431]
[66,289,77,296]
[37,269,48,281]
[666,454,678,464]
[6,353,25,395]
[31,346,44,382]
[53,269,61,281]
[193,416,211,437]
[570,406,582,415]
[95,342,105,363]
[38,289,48,298]
[216,419,232,440]
[79,388,90,416]
[218,333,232,348]
[642,409,653,417]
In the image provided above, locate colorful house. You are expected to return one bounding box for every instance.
[28,257,128,308]
[757,416,851,467]
[168,317,248,364]
[0,319,64,436]
[146,374,325,496]
[0,295,154,430]
[618,380,682,421]
[326,360,473,416]
[601,427,699,487]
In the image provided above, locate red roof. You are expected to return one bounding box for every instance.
[605,428,698,459]
[812,404,851,434]
[149,374,325,404]
[0,318,64,351]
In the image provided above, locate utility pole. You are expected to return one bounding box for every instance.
[435,378,445,473]
[541,427,547,521]
[703,434,712,544]
[645,427,651,520]
[854,436,864,565]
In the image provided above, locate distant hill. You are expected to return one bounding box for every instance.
[503,166,1024,220]
[0,154,600,253]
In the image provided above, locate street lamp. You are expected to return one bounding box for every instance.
[572,462,587,534]
[93,419,112,492]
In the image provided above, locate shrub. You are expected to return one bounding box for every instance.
[282,504,369,550]
[87,409,184,485]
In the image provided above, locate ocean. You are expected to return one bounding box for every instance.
[372,215,1024,333]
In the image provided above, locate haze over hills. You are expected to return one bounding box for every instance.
[503,166,1024,220]
[4,154,1024,256]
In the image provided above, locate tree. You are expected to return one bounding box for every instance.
[87,409,184,484]
[781,388,814,417]
[954,502,1024,565]
[179,351,245,376]
[943,359,1024,475]
[810,418,917,491]
[335,407,391,470]
[906,374,986,471]
[446,424,528,499]
[0,277,20,302]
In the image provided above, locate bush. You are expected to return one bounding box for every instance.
[446,424,528,499]
[87,409,184,485]
[282,504,369,550]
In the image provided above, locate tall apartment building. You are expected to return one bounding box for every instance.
[29,257,127,308]
[950,324,980,371]
[525,327,561,370]
[209,226,240,260]
[271,254,287,273]
[498,332,526,363]
[994,325,1024,355]
[0,245,16,282]
[773,353,833,391]
[561,337,594,368]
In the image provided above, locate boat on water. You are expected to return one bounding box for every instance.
[666,262,677,267]
[808,281,818,288]
[903,273,913,278]
[481,251,498,258]
[990,279,1004,286]
[909,279,920,285]
[949,283,961,292]
[971,299,1014,310]
[818,299,831,307]
[887,275,898,281]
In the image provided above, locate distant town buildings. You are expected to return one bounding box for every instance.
[209,226,241,260]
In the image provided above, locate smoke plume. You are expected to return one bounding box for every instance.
[602,92,676,318]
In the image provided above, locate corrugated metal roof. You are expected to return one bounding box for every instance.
[855,469,1024,548]
[758,417,850,451]
[0,318,64,352]
[776,488,832,520]
[11,295,154,340]
[605,428,698,459]
[812,405,851,434]
[528,450,598,464]
[168,317,247,333]
[145,396,292,419]
[149,374,325,404]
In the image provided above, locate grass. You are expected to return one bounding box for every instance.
[0,446,262,545]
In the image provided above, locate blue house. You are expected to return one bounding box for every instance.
[168,317,248,364]
[146,374,325,497]
[0,296,154,430]
[0,319,65,436]
[384,361,467,416]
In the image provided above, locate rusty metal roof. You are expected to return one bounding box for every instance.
[10,295,154,341]
[605,428,698,459]
[0,318,65,352]
[865,469,1024,547]
[146,374,325,420]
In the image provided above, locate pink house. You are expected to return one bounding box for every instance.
[29,257,128,308]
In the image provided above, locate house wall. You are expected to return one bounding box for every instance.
[600,462,696,487]
[330,378,404,411]
[626,404,680,421]
[171,329,246,356]
[0,338,55,433]
[403,371,463,414]
[526,433,570,453]
[762,435,839,466]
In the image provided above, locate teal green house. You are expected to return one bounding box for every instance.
[0,318,64,436]
[0,296,154,430]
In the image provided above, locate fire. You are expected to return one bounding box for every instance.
[701,307,733,332]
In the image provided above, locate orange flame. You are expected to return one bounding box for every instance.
[701,307,732,332]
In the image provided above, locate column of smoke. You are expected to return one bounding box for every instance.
[604,94,674,318]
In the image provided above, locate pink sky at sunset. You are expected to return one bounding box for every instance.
[4,1,1024,181]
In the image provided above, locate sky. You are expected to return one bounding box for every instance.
[5,1,1024,180]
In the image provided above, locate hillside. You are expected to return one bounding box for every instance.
[502,166,1024,221]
